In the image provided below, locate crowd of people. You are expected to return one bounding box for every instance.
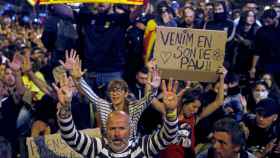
[0,0,280,157]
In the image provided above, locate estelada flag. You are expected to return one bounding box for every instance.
[27,0,38,6]
[143,19,157,63]
[27,0,144,5]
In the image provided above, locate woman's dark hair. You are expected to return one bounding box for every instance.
[251,80,269,91]
[236,10,259,36]
[239,10,256,25]
[181,88,203,105]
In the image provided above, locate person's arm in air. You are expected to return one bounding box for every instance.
[22,50,54,97]
[8,53,26,103]
[132,60,162,115]
[249,29,262,79]
[59,49,109,106]
[198,67,226,122]
[249,55,259,79]
[151,80,191,115]
[55,74,101,157]
[142,79,179,157]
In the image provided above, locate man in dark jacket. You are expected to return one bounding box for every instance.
[127,66,162,136]
[250,9,280,85]
[77,4,129,94]
[205,1,235,41]
[123,11,151,85]
[204,1,236,69]
[41,5,78,68]
[242,98,280,158]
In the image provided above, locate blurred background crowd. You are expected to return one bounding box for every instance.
[1,0,280,157]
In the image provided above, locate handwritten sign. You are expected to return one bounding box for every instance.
[155,26,227,82]
[26,128,101,158]
[30,0,143,5]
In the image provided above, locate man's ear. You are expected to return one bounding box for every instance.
[233,145,241,153]
[128,125,131,134]
[125,91,129,97]
[272,114,278,122]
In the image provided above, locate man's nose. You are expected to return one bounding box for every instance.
[259,116,264,121]
[213,141,220,149]
[114,129,121,137]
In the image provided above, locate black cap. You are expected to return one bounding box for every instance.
[262,9,277,19]
[252,80,269,90]
[256,98,280,117]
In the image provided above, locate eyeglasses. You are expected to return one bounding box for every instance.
[262,77,271,81]
[109,87,124,94]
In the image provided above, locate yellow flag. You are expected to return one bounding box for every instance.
[32,0,143,5]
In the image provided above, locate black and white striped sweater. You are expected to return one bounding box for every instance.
[57,114,178,158]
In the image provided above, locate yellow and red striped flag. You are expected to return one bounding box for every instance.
[143,19,157,63]
[27,0,143,5]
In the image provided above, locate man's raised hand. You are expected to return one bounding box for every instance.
[9,53,22,72]
[71,56,87,80]
[52,74,73,107]
[59,49,78,71]
[22,50,32,73]
[148,68,161,88]
[162,78,179,111]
